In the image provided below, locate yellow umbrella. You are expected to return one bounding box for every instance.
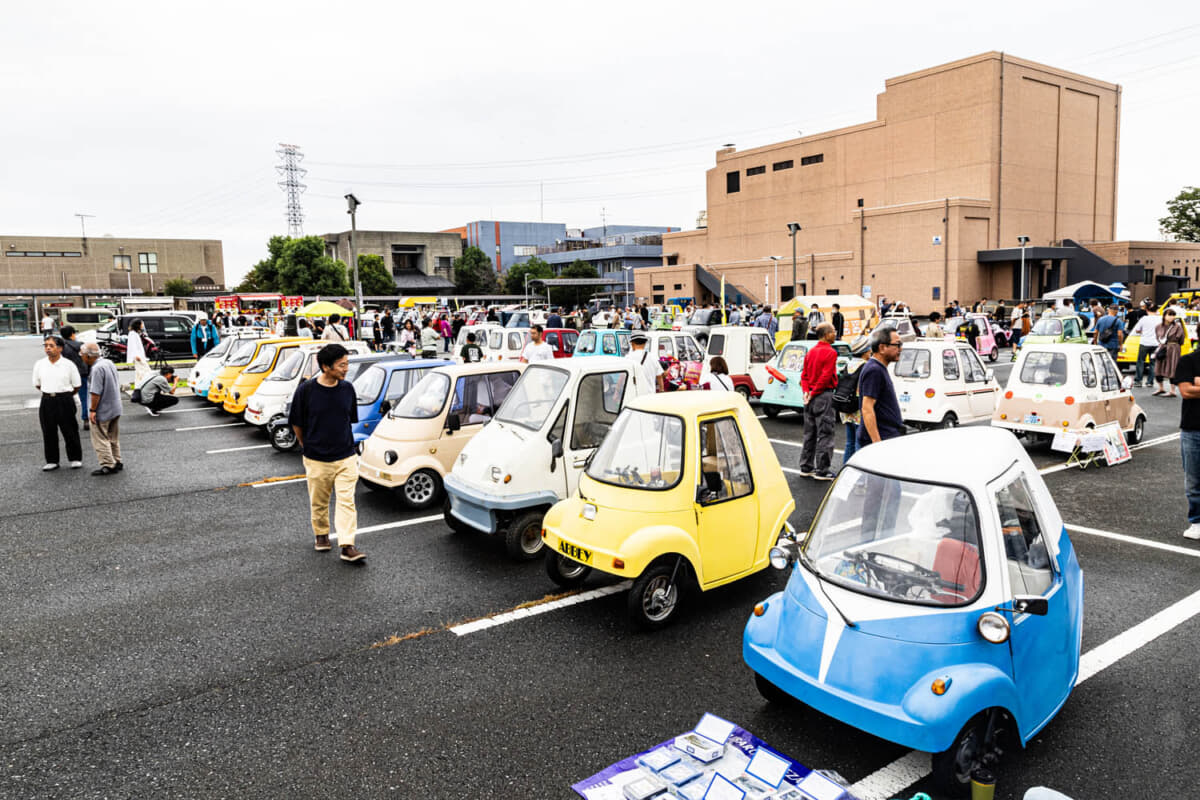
[297,300,349,318]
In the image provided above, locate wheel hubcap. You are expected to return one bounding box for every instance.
[405,473,434,503]
[642,577,677,621]
[558,556,586,579]
[520,524,542,553]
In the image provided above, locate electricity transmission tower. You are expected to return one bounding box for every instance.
[275,143,307,237]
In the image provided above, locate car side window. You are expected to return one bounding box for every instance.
[570,372,627,450]
[707,334,725,356]
[958,349,987,383]
[1065,318,1081,338]
[618,335,630,356]
[563,332,577,354]
[657,338,675,359]
[1098,351,1120,392]
[450,374,493,425]
[1080,353,1097,388]
[995,476,1054,597]
[143,319,165,335]
[162,318,189,335]
[547,402,567,445]
[750,333,774,363]
[679,337,702,362]
[508,332,525,351]
[942,350,960,380]
[488,371,519,410]
[601,334,617,355]
[698,417,753,503]
[545,332,560,350]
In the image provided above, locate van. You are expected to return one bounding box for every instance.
[58,307,115,332]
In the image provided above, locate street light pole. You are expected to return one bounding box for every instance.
[120,246,131,296]
[769,256,782,305]
[345,193,362,313]
[1017,235,1030,300]
[787,222,802,300]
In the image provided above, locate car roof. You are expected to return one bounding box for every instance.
[430,361,527,377]
[378,358,452,371]
[535,355,629,374]
[626,389,744,417]
[850,427,1029,488]
[1016,342,1105,354]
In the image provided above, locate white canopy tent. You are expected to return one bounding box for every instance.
[1042,280,1129,302]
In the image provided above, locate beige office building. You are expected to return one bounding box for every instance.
[642,52,1147,313]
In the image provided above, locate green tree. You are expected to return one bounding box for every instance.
[357,253,396,296]
[453,246,501,295]
[276,236,352,296]
[234,235,291,292]
[1160,186,1200,242]
[163,277,194,297]
[503,256,554,296]
[553,259,602,308]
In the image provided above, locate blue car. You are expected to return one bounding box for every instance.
[351,358,451,444]
[744,427,1083,796]
[572,328,630,358]
[759,341,853,418]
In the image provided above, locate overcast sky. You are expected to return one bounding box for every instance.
[3,1,1198,286]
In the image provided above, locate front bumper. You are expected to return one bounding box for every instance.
[443,472,559,535]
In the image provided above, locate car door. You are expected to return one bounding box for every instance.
[958,347,996,419]
[1094,349,1131,427]
[990,467,1071,734]
[161,317,193,355]
[748,331,775,391]
[1063,317,1083,342]
[695,415,759,583]
[566,371,628,493]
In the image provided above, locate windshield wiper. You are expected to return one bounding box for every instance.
[799,551,857,628]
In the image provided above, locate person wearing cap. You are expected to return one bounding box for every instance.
[626,331,665,392]
[190,312,221,359]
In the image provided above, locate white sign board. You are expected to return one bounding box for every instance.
[932,235,943,245]
[861,285,871,299]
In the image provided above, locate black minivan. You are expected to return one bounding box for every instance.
[96,312,196,358]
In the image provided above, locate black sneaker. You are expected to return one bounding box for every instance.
[813,470,836,481]
[797,467,814,477]
[91,466,115,476]
[114,461,124,471]
[340,545,366,562]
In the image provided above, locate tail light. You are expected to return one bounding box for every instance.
[1064,396,1075,405]
[1004,390,1013,399]
[924,388,935,398]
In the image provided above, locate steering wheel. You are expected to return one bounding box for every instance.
[861,551,943,581]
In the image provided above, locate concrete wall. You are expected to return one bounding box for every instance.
[0,235,224,294]
[323,230,463,280]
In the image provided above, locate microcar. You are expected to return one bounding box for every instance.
[207,337,306,408]
[758,341,853,418]
[541,391,795,629]
[243,342,371,428]
[188,330,270,399]
[646,330,705,390]
[992,343,1146,446]
[1117,309,1197,369]
[892,341,1001,429]
[573,328,631,358]
[950,313,1003,362]
[350,358,451,445]
[744,427,1083,796]
[702,326,777,399]
[222,339,311,415]
[1012,314,1088,361]
[443,357,653,560]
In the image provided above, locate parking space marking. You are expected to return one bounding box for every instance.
[175,422,246,432]
[353,514,442,536]
[246,475,307,488]
[1038,432,1180,476]
[448,581,632,636]
[1065,523,1200,559]
[161,406,218,414]
[207,444,272,454]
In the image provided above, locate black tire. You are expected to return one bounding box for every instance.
[545,550,592,588]
[754,672,793,705]
[401,469,442,510]
[931,716,991,798]
[762,404,781,418]
[443,497,469,534]
[735,385,751,402]
[988,346,998,362]
[269,423,297,452]
[627,561,685,630]
[937,412,958,429]
[1127,414,1145,445]
[504,510,546,561]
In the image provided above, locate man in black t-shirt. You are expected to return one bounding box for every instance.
[289,344,365,562]
[459,332,484,363]
[1173,348,1200,540]
[857,327,905,449]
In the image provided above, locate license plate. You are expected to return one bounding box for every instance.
[899,392,911,405]
[1024,414,1041,425]
[558,540,593,564]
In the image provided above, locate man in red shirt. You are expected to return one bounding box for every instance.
[798,323,839,480]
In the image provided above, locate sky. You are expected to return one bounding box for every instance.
[3,0,1199,287]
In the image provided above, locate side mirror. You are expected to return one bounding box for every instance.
[1011,595,1049,616]
[446,415,461,432]
[550,437,564,459]
[986,369,995,382]
[379,400,392,415]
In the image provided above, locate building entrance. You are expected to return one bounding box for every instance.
[0,304,32,334]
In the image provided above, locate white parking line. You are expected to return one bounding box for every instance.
[849,528,1200,800]
[1065,523,1200,559]
[207,444,272,454]
[251,476,307,488]
[347,515,442,536]
[175,422,246,432]
[162,406,218,414]
[449,581,633,636]
[1038,432,1180,476]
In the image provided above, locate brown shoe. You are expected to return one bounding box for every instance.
[314,534,331,551]
[340,544,366,562]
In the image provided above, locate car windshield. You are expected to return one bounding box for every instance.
[677,336,703,362]
[586,409,684,490]
[268,349,305,381]
[393,372,450,419]
[688,309,714,325]
[1031,318,1063,336]
[494,365,570,431]
[243,344,279,374]
[802,466,984,607]
[204,337,233,359]
[505,313,529,329]
[1019,352,1069,386]
[98,319,118,333]
[354,365,386,405]
[226,339,261,367]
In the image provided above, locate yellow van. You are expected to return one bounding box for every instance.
[774,294,876,350]
[222,338,310,415]
[208,337,305,408]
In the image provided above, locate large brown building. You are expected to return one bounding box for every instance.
[322,230,461,292]
[640,52,1175,312]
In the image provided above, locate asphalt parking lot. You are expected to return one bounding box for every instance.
[1,336,1196,800]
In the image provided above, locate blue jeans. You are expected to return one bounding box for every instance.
[1135,344,1156,384]
[843,422,858,463]
[1182,430,1200,524]
[77,377,89,423]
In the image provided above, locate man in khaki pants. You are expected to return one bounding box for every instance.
[288,343,365,562]
[80,343,123,475]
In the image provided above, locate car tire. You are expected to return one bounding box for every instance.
[627,561,685,630]
[937,412,958,429]
[443,497,469,534]
[753,672,794,706]
[735,385,751,402]
[545,551,592,588]
[931,712,1006,798]
[269,423,298,452]
[401,469,442,510]
[1127,414,1146,445]
[504,510,546,561]
[762,404,781,418]
[988,346,998,362]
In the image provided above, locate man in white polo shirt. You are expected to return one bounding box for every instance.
[31,335,83,471]
[520,325,555,363]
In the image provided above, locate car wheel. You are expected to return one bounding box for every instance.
[931,716,988,798]
[988,346,998,362]
[504,510,546,561]
[443,497,468,534]
[401,469,442,510]
[1127,414,1145,445]
[735,385,751,402]
[627,561,684,630]
[545,551,591,588]
[937,412,958,429]
[762,404,781,418]
[754,672,793,705]
[269,423,297,452]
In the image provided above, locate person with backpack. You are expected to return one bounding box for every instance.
[1093,304,1124,361]
[833,356,866,464]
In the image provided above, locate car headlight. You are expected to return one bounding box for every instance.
[977,611,1010,644]
[769,539,799,570]
[384,450,398,466]
[581,503,597,521]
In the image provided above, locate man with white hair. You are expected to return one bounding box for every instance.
[190,312,220,359]
[80,343,124,475]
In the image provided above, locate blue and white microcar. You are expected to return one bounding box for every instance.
[744,427,1083,797]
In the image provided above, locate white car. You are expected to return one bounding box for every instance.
[890,340,1001,429]
[188,330,272,397]
[242,341,371,427]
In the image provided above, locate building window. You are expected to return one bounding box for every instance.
[25,251,44,257]
[63,251,81,257]
[652,294,665,304]
[673,283,683,290]
[113,254,132,271]
[437,256,452,274]
[666,255,678,266]
[138,252,158,273]
[1144,269,1154,284]
[513,245,537,257]
[801,154,824,166]
[652,284,664,291]
[772,160,793,171]
[746,165,765,176]
[5,251,23,257]
[1173,268,1181,276]
[726,171,740,193]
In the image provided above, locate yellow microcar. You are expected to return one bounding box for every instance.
[540,391,796,629]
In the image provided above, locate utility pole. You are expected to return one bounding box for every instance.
[74,213,94,255]
[1017,236,1030,300]
[787,223,801,299]
[346,194,362,313]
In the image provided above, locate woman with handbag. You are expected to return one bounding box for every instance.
[1153,308,1186,397]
